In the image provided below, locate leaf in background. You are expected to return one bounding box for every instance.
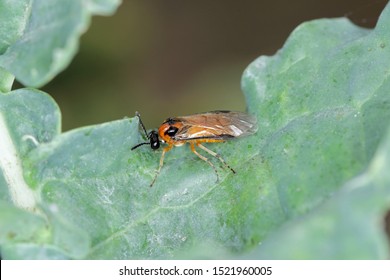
[239,3,390,259]
[1,3,390,259]
[0,200,73,260]
[0,0,30,92]
[0,89,90,259]
[0,0,30,54]
[86,0,122,15]
[242,7,390,218]
[0,0,121,88]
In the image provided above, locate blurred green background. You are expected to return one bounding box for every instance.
[35,0,388,131]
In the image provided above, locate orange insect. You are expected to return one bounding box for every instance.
[131,110,257,187]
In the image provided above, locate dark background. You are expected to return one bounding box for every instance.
[40,0,388,131]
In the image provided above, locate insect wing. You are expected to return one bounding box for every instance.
[172,111,257,141]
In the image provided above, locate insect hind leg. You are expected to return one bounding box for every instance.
[197,143,236,174]
[190,142,220,182]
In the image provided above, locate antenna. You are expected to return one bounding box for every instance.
[131,112,161,150]
[135,111,149,138]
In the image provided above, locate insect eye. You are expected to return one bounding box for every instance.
[165,126,178,137]
[149,131,160,150]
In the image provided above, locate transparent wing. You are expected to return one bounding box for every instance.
[173,111,257,141]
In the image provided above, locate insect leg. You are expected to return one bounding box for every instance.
[150,144,172,187]
[190,142,219,182]
[197,143,236,174]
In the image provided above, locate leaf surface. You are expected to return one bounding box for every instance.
[1,3,390,259]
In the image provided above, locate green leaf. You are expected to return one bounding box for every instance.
[242,12,390,219]
[0,200,48,245]
[239,4,390,259]
[0,200,81,259]
[0,0,121,88]
[0,0,30,91]
[0,89,60,210]
[245,127,390,259]
[0,67,14,93]
[0,0,30,54]
[0,201,61,260]
[1,3,390,259]
[0,89,90,259]
[86,0,122,15]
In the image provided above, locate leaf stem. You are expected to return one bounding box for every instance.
[0,68,15,93]
[0,112,36,210]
